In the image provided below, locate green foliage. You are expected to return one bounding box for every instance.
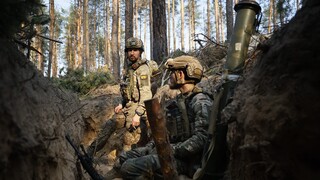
[53,68,116,95]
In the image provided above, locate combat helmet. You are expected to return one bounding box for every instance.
[165,55,203,83]
[125,37,144,52]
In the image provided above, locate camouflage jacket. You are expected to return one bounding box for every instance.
[168,87,213,159]
[120,58,152,117]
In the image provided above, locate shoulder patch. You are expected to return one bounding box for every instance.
[140,75,148,80]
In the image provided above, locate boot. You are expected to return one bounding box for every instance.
[104,168,122,180]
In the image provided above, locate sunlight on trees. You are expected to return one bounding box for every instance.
[10,0,300,79]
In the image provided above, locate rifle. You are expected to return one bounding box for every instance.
[65,134,104,180]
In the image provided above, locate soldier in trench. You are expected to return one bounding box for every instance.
[86,37,154,156]
[104,55,213,179]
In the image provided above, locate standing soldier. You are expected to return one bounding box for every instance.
[105,55,213,179]
[114,37,153,151]
[86,37,153,157]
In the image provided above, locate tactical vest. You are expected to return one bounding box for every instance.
[120,59,148,103]
[166,88,203,143]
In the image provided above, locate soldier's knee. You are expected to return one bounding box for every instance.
[123,129,141,148]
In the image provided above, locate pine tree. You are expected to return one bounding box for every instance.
[152,0,167,64]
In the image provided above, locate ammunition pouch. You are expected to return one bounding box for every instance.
[121,68,140,103]
[120,82,130,102]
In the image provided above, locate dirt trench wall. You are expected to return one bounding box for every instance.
[0,39,84,180]
[228,1,320,179]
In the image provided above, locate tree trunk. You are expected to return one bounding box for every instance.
[219,3,225,43]
[180,0,185,51]
[167,0,171,54]
[104,0,110,69]
[149,0,153,59]
[83,0,89,73]
[92,1,97,70]
[143,10,147,59]
[73,1,78,69]
[214,0,221,43]
[76,0,83,69]
[273,0,277,30]
[268,0,274,33]
[172,0,176,51]
[226,0,233,42]
[125,0,133,67]
[188,0,192,50]
[66,22,74,70]
[125,0,134,40]
[134,0,139,37]
[48,0,55,78]
[207,0,211,38]
[52,39,57,77]
[152,0,167,64]
[118,3,122,66]
[35,25,44,74]
[190,0,195,50]
[111,0,120,80]
[68,14,76,70]
[188,0,195,50]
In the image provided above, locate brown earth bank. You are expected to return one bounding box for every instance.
[0,39,84,180]
[226,0,320,179]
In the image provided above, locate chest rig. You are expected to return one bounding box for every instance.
[120,59,147,103]
[166,88,202,143]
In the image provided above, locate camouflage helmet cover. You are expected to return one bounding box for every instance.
[125,37,144,52]
[165,55,203,82]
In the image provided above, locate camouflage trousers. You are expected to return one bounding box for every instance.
[87,116,150,156]
[123,116,150,151]
[115,146,193,179]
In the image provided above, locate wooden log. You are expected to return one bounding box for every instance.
[145,97,178,180]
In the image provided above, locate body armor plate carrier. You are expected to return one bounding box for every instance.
[166,96,194,143]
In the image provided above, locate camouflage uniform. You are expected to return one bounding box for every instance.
[104,55,209,180]
[87,38,153,156]
[114,86,213,179]
[120,58,153,151]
